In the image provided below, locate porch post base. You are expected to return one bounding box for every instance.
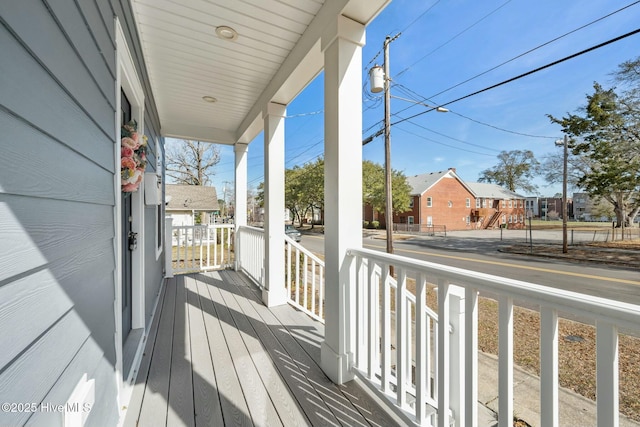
[262,286,288,308]
[321,341,354,384]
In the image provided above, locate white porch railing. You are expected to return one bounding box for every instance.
[236,225,265,287]
[347,247,640,427]
[170,224,234,274]
[217,225,640,427]
[284,235,325,322]
[235,226,326,321]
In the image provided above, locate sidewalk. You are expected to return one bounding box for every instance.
[478,352,640,427]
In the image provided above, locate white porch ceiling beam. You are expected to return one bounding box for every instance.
[162,121,236,145]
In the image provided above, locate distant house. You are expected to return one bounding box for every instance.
[525,197,540,218]
[166,184,220,226]
[365,168,528,231]
[466,182,526,229]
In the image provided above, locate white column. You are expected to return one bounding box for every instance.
[234,143,248,271]
[234,143,248,228]
[262,102,287,307]
[164,216,174,278]
[320,15,365,384]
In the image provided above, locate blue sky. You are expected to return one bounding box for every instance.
[168,0,640,198]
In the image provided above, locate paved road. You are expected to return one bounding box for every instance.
[299,230,640,307]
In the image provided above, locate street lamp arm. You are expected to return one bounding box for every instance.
[390,94,449,112]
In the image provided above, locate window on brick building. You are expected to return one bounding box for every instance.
[466,198,470,208]
[427,197,432,207]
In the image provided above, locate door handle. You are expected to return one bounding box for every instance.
[128,231,138,251]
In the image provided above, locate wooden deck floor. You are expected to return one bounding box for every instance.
[123,270,400,427]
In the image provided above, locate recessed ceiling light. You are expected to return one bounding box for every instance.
[202,96,217,103]
[215,26,238,41]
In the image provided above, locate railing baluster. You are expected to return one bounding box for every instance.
[382,264,391,395]
[311,259,316,315]
[396,267,407,407]
[303,254,309,311]
[191,227,196,269]
[406,297,413,394]
[416,272,427,425]
[286,242,292,296]
[596,320,619,427]
[437,279,450,427]
[295,247,300,305]
[319,263,324,319]
[498,295,514,427]
[213,225,218,267]
[466,288,479,427]
[356,256,365,371]
[540,306,558,427]
[368,259,376,380]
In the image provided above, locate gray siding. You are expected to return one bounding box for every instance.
[0,0,163,425]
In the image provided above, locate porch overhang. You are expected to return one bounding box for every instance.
[130,0,390,145]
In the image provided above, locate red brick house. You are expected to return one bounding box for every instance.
[364,168,527,231]
[467,182,526,229]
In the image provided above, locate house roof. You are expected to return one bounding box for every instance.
[466,182,525,199]
[406,169,526,199]
[130,0,390,146]
[407,169,475,196]
[166,185,220,211]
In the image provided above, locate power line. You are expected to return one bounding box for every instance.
[396,0,514,78]
[393,82,557,139]
[398,0,443,34]
[394,125,496,157]
[426,0,640,100]
[388,27,640,130]
[402,120,501,152]
[448,111,557,139]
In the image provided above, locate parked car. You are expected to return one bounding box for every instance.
[285,224,302,242]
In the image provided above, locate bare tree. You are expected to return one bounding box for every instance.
[166,140,220,185]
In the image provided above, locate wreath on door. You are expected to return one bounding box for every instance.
[120,120,148,192]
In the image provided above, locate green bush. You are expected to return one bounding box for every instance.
[363,221,369,228]
[369,220,380,229]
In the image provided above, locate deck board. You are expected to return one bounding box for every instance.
[194,275,252,427]
[136,275,176,427]
[123,274,167,426]
[184,275,224,427]
[212,272,310,427]
[125,270,398,427]
[167,275,195,427]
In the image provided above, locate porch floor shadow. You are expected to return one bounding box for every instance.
[123,270,400,427]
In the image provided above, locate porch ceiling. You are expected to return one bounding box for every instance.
[131,0,389,145]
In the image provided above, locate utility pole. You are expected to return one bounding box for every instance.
[368,34,446,258]
[561,134,568,253]
[555,135,568,253]
[383,35,393,258]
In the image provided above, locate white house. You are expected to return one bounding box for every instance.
[165,184,220,226]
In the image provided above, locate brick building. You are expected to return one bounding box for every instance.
[364,168,527,231]
[466,182,526,229]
